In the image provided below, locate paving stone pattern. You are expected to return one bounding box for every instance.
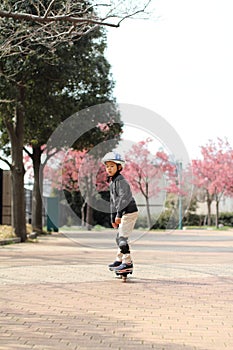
[0,230,233,350]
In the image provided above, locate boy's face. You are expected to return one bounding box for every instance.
[105,161,118,177]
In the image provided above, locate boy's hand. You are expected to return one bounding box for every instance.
[115,217,121,225]
[112,222,118,228]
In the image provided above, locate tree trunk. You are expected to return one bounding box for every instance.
[86,202,93,231]
[81,200,86,227]
[31,146,43,233]
[207,196,212,226]
[215,200,219,228]
[8,86,27,241]
[86,179,93,231]
[145,196,152,229]
[11,163,26,241]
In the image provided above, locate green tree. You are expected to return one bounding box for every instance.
[0,1,121,240]
[0,57,28,241]
[22,27,121,233]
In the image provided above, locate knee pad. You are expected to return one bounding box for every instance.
[118,236,130,254]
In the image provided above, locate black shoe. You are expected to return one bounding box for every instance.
[114,262,133,274]
[108,261,122,270]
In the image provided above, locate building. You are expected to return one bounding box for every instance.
[0,169,11,225]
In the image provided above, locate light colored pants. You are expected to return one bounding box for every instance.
[116,211,138,264]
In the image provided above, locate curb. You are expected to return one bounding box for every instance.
[0,237,21,245]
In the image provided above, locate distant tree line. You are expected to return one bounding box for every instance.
[39,138,233,230]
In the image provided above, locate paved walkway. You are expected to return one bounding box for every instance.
[0,230,233,350]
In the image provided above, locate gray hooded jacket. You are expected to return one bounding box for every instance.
[109,172,138,223]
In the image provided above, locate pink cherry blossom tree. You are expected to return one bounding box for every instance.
[191,138,233,227]
[78,153,108,229]
[123,139,175,228]
[154,151,193,229]
[44,148,108,230]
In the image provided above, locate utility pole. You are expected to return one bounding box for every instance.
[178,161,183,230]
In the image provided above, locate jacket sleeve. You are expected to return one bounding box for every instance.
[110,197,117,223]
[115,179,132,218]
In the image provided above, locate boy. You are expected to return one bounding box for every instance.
[102,152,138,273]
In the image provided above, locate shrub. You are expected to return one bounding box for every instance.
[219,212,233,227]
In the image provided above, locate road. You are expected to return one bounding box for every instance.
[62,228,233,252]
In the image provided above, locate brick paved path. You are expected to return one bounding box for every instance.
[0,230,233,350]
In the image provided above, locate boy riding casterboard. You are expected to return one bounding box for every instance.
[102,152,138,283]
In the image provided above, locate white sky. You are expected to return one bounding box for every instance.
[105,0,233,159]
[1,1,233,170]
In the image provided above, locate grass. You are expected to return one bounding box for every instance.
[60,225,108,232]
[183,225,232,231]
[0,225,16,239]
[0,224,33,240]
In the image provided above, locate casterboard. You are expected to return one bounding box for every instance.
[109,268,133,283]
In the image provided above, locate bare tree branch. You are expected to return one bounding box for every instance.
[0,9,118,26]
[0,0,153,59]
[43,0,57,18]
[0,155,12,169]
[23,146,33,158]
[0,99,15,103]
